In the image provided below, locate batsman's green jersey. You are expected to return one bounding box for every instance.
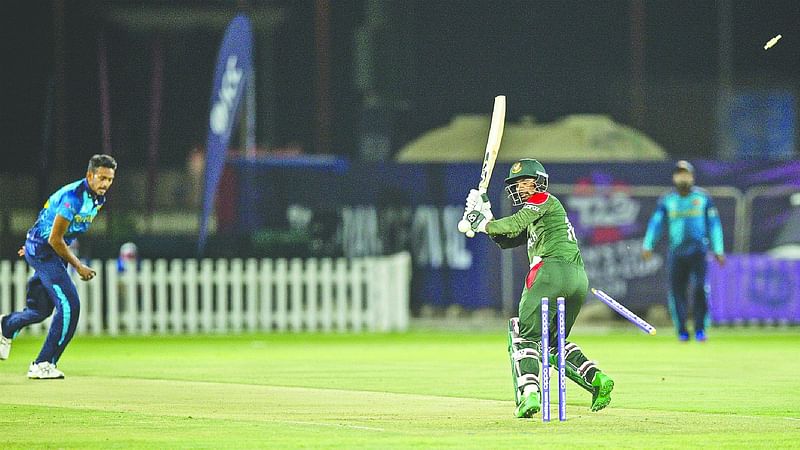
[486,192,588,342]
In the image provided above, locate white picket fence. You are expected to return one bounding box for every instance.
[0,252,411,335]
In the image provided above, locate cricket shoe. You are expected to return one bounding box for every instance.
[695,330,707,342]
[590,372,614,412]
[0,315,11,360]
[514,390,541,418]
[678,332,690,342]
[27,361,65,379]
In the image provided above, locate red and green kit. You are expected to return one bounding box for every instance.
[487,191,587,340]
[488,191,610,410]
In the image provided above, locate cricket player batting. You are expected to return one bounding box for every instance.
[462,158,615,418]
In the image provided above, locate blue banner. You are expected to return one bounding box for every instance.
[198,14,253,255]
[709,255,800,324]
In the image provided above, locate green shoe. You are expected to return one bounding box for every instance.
[590,372,614,412]
[514,391,541,418]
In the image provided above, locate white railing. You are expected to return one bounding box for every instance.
[0,252,411,335]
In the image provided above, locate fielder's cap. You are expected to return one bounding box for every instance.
[673,160,694,174]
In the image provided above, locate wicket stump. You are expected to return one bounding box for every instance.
[541,296,567,422]
[591,288,657,335]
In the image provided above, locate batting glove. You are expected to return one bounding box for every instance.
[465,189,482,210]
[465,203,493,234]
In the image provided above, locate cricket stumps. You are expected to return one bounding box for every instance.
[591,288,657,335]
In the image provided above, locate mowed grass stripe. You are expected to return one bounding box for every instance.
[0,376,510,428]
[1,374,797,422]
[0,330,798,448]
[0,375,797,440]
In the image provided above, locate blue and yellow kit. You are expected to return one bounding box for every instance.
[642,187,723,257]
[1,178,107,365]
[25,179,105,256]
[643,186,724,337]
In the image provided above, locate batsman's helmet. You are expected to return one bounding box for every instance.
[505,159,549,205]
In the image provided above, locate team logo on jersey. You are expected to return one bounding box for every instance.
[511,162,522,174]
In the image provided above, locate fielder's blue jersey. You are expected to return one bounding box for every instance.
[26,179,106,254]
[642,187,724,257]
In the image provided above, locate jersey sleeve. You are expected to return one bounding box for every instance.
[705,196,724,254]
[55,193,79,222]
[489,232,527,249]
[486,200,547,237]
[642,197,666,251]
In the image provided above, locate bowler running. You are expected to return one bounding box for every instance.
[0,154,116,379]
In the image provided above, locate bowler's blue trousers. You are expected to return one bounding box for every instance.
[1,246,80,364]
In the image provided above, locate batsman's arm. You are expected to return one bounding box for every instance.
[485,207,540,237]
[490,232,527,249]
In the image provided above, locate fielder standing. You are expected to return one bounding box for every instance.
[642,160,725,342]
[462,158,614,418]
[0,154,116,379]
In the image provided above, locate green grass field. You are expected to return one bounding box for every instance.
[1,328,799,449]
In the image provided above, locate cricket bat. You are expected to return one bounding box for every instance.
[458,95,506,237]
